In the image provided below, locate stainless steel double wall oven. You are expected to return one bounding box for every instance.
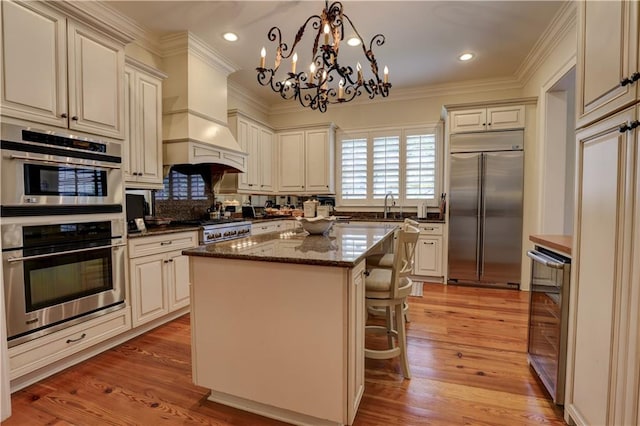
[1,123,126,346]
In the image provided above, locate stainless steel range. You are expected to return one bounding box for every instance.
[174,220,252,244]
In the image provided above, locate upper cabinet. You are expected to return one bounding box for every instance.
[1,0,127,139]
[277,125,335,195]
[124,59,166,189]
[576,1,639,129]
[449,105,525,134]
[219,112,275,194]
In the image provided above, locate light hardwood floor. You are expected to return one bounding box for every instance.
[3,283,566,425]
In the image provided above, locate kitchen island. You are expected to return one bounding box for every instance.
[183,223,397,426]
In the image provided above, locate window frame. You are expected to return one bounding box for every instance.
[336,123,443,208]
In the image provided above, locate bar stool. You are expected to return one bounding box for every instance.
[364,224,419,379]
[366,218,419,321]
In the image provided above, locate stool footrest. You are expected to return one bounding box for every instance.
[365,347,402,359]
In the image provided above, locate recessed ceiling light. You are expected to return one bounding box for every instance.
[347,37,361,47]
[459,52,474,61]
[223,32,238,42]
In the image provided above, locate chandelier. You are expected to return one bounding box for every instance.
[256,1,391,113]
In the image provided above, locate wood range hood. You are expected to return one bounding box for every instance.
[161,32,247,175]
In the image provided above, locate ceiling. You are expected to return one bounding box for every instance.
[106,1,566,107]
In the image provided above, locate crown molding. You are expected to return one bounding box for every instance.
[228,81,271,116]
[125,56,168,79]
[47,1,135,44]
[515,1,577,87]
[160,32,238,76]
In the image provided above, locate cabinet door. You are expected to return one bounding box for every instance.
[0,0,67,127]
[278,131,305,192]
[168,252,190,311]
[130,254,169,327]
[486,105,525,131]
[305,129,333,193]
[414,236,442,276]
[67,20,124,139]
[246,123,261,190]
[135,72,163,186]
[260,128,275,192]
[236,120,250,190]
[347,261,365,424]
[567,107,635,426]
[449,109,487,133]
[576,1,638,128]
[123,66,136,182]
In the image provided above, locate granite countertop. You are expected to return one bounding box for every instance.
[183,222,397,267]
[529,234,572,256]
[127,225,200,239]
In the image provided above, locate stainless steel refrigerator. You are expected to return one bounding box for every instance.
[447,130,524,289]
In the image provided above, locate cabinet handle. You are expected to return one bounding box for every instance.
[425,227,435,231]
[424,242,435,245]
[66,333,86,344]
[61,113,68,118]
[363,270,370,277]
[168,258,174,262]
[632,72,640,83]
[620,77,632,87]
[71,116,78,121]
[160,241,172,246]
[619,123,630,133]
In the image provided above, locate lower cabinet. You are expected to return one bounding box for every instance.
[8,307,131,380]
[128,230,198,328]
[413,223,444,278]
[251,219,297,236]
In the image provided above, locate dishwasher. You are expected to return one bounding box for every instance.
[526,246,571,405]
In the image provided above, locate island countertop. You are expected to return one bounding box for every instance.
[183,222,397,267]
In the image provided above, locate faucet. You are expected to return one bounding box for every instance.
[384,192,395,219]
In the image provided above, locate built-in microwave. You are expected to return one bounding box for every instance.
[0,123,123,213]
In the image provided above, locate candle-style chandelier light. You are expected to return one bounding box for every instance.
[256,1,391,113]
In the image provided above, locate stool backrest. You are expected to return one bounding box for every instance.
[390,224,420,298]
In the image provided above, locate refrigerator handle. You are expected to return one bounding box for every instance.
[476,154,483,278]
[480,153,487,278]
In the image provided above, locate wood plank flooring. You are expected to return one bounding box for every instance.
[3,283,566,425]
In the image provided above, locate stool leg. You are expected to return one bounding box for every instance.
[404,302,411,323]
[395,301,411,379]
[385,306,394,349]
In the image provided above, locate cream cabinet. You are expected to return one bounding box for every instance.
[0,0,128,139]
[123,59,166,189]
[565,106,640,426]
[413,223,444,277]
[449,105,525,133]
[220,112,275,194]
[277,125,335,194]
[128,231,198,328]
[8,307,131,380]
[251,219,297,236]
[576,1,639,129]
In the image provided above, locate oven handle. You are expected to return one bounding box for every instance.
[7,242,126,263]
[526,250,565,269]
[9,154,120,169]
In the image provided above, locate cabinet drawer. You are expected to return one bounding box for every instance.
[9,307,131,379]
[418,223,443,235]
[128,231,198,258]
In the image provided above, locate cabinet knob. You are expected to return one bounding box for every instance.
[71,116,78,121]
[164,260,169,263]
[482,123,486,126]
[632,72,640,83]
[620,77,632,87]
[487,123,492,126]
[631,120,640,130]
[619,122,630,133]
[61,113,68,118]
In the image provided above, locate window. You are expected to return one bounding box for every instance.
[337,124,442,207]
[155,170,207,201]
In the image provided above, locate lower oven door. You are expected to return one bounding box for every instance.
[2,218,126,346]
